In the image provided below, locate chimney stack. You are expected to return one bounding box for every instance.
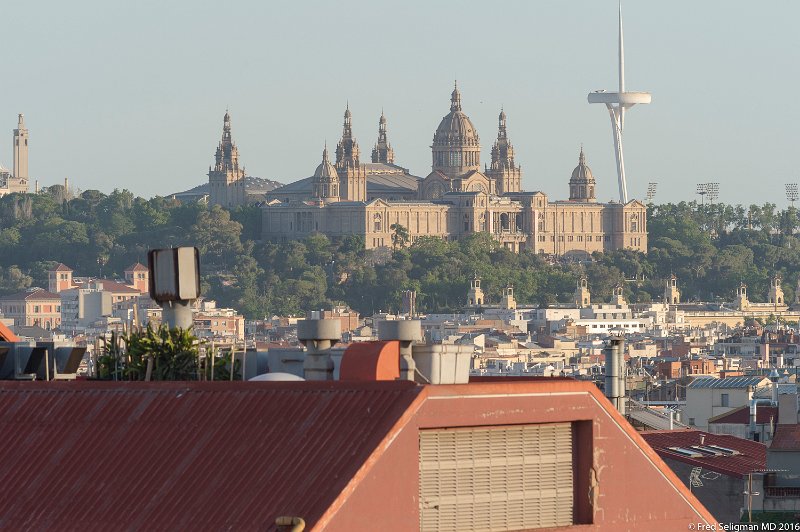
[378,320,422,381]
[604,335,626,415]
[298,319,341,381]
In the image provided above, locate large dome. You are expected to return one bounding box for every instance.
[433,85,480,148]
[430,84,482,177]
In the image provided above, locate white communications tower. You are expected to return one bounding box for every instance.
[588,2,651,204]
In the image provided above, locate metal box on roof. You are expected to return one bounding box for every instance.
[413,344,471,384]
[147,247,201,302]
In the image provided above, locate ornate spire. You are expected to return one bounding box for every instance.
[372,111,394,164]
[213,110,239,172]
[17,114,25,128]
[497,108,507,140]
[450,81,462,112]
[336,104,360,170]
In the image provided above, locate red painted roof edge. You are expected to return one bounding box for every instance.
[0,321,20,342]
[318,383,431,529]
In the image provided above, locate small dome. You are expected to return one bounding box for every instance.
[570,147,595,183]
[314,146,339,181]
[499,109,506,121]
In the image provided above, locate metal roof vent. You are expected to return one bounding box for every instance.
[298,319,341,381]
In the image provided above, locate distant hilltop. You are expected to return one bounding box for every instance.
[170,176,283,203]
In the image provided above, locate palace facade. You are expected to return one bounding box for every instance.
[262,85,647,256]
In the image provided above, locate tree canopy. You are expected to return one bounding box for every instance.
[2,188,799,317]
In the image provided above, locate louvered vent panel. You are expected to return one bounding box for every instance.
[419,423,573,532]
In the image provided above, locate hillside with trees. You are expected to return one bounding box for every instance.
[1,186,798,317]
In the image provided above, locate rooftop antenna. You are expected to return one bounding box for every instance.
[588,1,652,204]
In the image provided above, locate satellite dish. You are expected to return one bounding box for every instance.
[249,372,305,382]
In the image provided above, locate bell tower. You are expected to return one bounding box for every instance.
[735,283,750,311]
[467,274,484,307]
[574,277,591,308]
[612,284,626,306]
[664,274,680,305]
[501,284,517,310]
[769,274,784,305]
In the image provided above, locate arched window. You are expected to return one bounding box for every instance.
[373,213,382,233]
[500,213,510,231]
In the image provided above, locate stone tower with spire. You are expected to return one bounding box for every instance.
[312,145,340,202]
[335,105,367,201]
[371,111,394,164]
[569,147,597,202]
[208,111,246,208]
[485,109,521,194]
[6,114,30,194]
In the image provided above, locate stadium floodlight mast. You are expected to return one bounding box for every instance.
[707,183,720,204]
[646,182,657,203]
[786,183,798,207]
[588,1,651,204]
[696,183,708,205]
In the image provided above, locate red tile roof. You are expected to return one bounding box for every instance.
[0,380,421,530]
[0,288,61,301]
[51,263,73,272]
[771,424,800,450]
[125,262,148,272]
[84,279,140,294]
[640,429,766,478]
[708,405,778,425]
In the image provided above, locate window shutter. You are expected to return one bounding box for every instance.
[419,423,573,531]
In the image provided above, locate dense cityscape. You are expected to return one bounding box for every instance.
[1,2,799,531]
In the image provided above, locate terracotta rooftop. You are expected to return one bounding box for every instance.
[125,262,148,272]
[708,405,778,425]
[81,279,140,294]
[51,263,73,272]
[771,423,800,450]
[640,429,766,478]
[0,380,421,530]
[0,288,61,301]
[0,378,717,530]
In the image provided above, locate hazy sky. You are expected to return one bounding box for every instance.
[3,0,798,205]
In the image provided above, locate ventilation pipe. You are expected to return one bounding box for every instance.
[275,516,305,532]
[298,319,341,381]
[378,320,422,381]
[769,368,780,404]
[604,335,626,415]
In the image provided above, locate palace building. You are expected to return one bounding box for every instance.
[263,85,647,256]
